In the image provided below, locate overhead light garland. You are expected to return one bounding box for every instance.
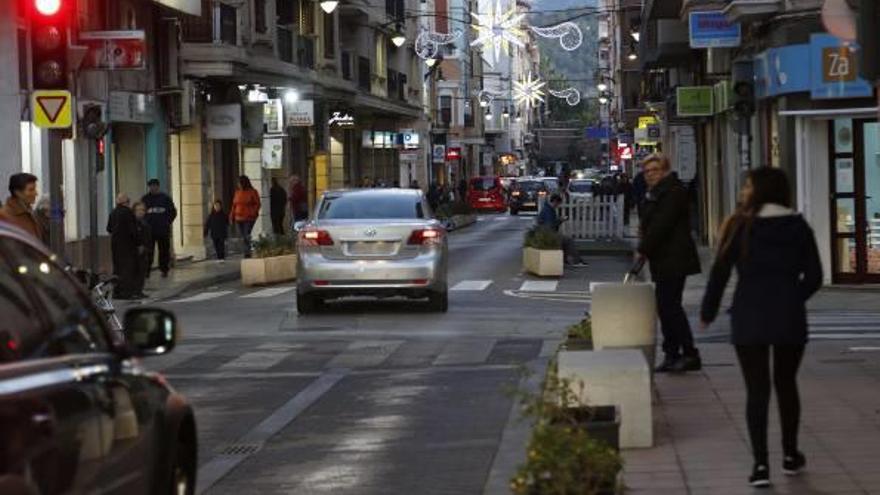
[530,22,583,51]
[470,0,526,67]
[415,29,463,60]
[548,87,581,106]
[513,72,546,108]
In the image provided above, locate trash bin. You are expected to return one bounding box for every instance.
[589,271,657,374]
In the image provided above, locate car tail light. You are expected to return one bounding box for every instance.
[408,228,444,246]
[299,229,334,246]
[511,191,521,197]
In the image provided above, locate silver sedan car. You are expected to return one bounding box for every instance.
[296,188,449,314]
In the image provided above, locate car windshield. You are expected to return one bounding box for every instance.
[569,182,593,193]
[516,181,543,192]
[471,178,497,191]
[543,180,559,191]
[318,194,424,219]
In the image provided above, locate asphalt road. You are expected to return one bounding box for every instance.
[137,214,880,494]
[143,213,606,495]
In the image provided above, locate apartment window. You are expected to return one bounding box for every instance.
[278,0,294,24]
[358,56,371,91]
[299,0,315,35]
[385,0,404,21]
[278,25,294,62]
[439,95,452,127]
[254,0,266,33]
[323,11,335,59]
[342,51,352,80]
[374,33,387,77]
[398,73,407,101]
[218,3,238,45]
[298,36,315,69]
[387,69,398,98]
[464,99,474,128]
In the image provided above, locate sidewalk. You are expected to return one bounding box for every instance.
[623,342,880,494]
[141,257,241,302]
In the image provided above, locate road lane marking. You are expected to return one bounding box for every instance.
[433,340,496,366]
[241,286,295,298]
[325,340,405,368]
[169,290,234,303]
[145,344,217,371]
[451,280,493,291]
[219,351,291,371]
[196,369,347,494]
[518,280,559,292]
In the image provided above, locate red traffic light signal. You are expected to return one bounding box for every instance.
[30,0,71,90]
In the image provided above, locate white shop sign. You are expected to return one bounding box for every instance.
[286,100,314,127]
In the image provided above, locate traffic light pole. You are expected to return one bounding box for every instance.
[47,129,65,257]
[89,139,99,273]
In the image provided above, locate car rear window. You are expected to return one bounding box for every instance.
[318,194,424,219]
[471,178,497,191]
[569,182,593,193]
[516,181,543,191]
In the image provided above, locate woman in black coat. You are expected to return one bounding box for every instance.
[700,167,823,488]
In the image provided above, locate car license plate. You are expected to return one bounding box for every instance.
[347,241,394,256]
[524,202,536,207]
[479,198,491,202]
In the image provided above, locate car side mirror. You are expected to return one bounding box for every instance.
[293,220,307,233]
[123,308,178,357]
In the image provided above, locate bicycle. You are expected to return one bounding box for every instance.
[69,268,125,343]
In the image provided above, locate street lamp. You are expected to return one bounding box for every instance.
[485,109,493,121]
[502,107,510,118]
[284,89,299,104]
[425,57,437,67]
[320,0,339,14]
[598,95,609,105]
[631,31,640,42]
[628,52,638,61]
[597,82,608,92]
[391,24,406,47]
[515,112,522,122]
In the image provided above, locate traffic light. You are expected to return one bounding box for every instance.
[858,0,879,81]
[732,60,755,120]
[30,0,72,90]
[80,103,108,139]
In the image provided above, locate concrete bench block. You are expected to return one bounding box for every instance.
[589,282,657,370]
[558,349,653,448]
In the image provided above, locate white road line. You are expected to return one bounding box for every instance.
[241,286,295,299]
[219,351,291,371]
[451,280,493,291]
[810,333,880,340]
[433,340,496,366]
[325,340,405,368]
[170,290,234,303]
[147,344,217,371]
[494,216,508,222]
[519,280,559,292]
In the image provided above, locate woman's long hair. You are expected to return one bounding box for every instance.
[718,167,792,259]
[238,175,253,190]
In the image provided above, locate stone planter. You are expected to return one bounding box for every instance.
[523,247,564,277]
[240,254,297,286]
[561,338,593,351]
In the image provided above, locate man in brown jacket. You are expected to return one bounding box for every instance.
[0,173,47,243]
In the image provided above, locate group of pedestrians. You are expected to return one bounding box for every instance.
[106,179,176,299]
[635,153,822,487]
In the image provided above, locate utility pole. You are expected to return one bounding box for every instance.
[47,129,65,256]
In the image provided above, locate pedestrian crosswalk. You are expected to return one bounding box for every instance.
[808,312,880,340]
[241,287,295,299]
[450,280,494,291]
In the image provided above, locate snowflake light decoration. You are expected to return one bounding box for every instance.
[415,30,463,60]
[530,22,583,51]
[513,72,546,108]
[548,87,581,106]
[470,0,526,67]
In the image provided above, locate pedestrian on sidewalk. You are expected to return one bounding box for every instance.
[204,200,229,262]
[230,175,261,258]
[637,153,702,373]
[269,177,286,236]
[106,194,139,299]
[288,175,308,224]
[700,167,823,488]
[141,179,177,278]
[0,173,48,244]
[132,202,152,298]
[538,194,587,267]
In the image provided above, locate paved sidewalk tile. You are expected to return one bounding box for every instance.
[622,342,880,494]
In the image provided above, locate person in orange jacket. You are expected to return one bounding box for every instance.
[230,175,261,258]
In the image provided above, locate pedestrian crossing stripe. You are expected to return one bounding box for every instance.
[451,280,493,291]
[169,290,235,303]
[518,280,559,292]
[242,287,295,298]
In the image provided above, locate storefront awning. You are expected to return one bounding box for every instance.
[779,107,878,117]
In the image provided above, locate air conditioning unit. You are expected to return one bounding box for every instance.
[168,80,193,129]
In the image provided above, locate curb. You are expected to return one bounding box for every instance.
[150,269,241,302]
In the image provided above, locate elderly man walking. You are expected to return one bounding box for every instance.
[107,194,140,300]
[637,153,702,373]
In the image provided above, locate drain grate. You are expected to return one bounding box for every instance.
[217,443,261,456]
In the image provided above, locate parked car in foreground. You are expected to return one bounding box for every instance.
[467,176,507,212]
[509,179,549,215]
[0,222,197,495]
[297,189,449,313]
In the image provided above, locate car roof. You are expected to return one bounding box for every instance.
[322,188,423,198]
[0,220,53,257]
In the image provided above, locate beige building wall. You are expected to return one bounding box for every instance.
[171,121,209,259]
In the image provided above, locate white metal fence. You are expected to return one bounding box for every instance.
[558,195,625,240]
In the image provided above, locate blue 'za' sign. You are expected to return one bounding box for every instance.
[689,11,741,49]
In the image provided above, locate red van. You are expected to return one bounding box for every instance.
[468,176,507,212]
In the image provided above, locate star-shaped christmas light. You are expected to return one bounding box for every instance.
[470,0,526,67]
[513,72,546,108]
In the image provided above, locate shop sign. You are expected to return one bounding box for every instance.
[432,144,446,163]
[80,31,146,70]
[647,125,661,139]
[676,86,714,117]
[362,131,397,149]
[713,80,733,113]
[672,125,697,181]
[206,104,241,139]
[286,100,314,127]
[637,116,657,128]
[618,143,633,161]
[262,137,283,169]
[689,11,741,49]
[328,111,355,127]
[264,99,283,134]
[397,130,420,149]
[446,147,462,161]
[810,34,873,99]
[617,132,633,144]
[585,127,611,139]
[109,91,155,123]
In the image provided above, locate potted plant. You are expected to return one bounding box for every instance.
[512,368,623,495]
[240,234,297,286]
[523,227,564,277]
[562,317,593,351]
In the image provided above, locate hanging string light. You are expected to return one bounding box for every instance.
[530,22,583,51]
[548,87,581,106]
[415,29,463,60]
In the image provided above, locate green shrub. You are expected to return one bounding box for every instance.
[566,318,592,341]
[252,234,297,259]
[524,226,563,250]
[511,368,623,495]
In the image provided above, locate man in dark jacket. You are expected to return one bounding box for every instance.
[638,154,702,372]
[269,178,286,235]
[538,194,587,266]
[107,194,139,299]
[141,179,177,278]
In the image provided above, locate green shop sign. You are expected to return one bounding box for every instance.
[713,80,733,114]
[677,86,714,117]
